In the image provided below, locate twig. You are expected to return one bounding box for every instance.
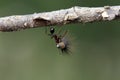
[0,5,119,32]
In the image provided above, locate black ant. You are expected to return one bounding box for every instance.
[47,27,71,54]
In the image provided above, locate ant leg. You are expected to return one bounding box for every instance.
[56,27,63,36]
[55,27,67,40]
[61,30,69,38]
[58,49,62,55]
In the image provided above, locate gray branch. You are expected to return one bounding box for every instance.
[0,5,120,32]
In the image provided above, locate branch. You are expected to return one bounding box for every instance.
[0,5,119,32]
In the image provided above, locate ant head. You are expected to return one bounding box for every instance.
[50,27,55,34]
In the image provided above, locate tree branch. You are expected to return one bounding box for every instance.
[0,5,119,32]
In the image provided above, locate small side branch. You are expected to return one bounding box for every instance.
[0,5,119,32]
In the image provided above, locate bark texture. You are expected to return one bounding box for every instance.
[0,5,119,32]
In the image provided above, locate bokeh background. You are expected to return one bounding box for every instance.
[0,0,120,80]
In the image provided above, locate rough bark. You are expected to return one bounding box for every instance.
[0,5,119,32]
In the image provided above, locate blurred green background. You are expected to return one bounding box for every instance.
[0,0,120,80]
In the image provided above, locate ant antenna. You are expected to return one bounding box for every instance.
[61,30,68,38]
[56,27,63,35]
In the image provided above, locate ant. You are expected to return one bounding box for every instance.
[47,27,71,54]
